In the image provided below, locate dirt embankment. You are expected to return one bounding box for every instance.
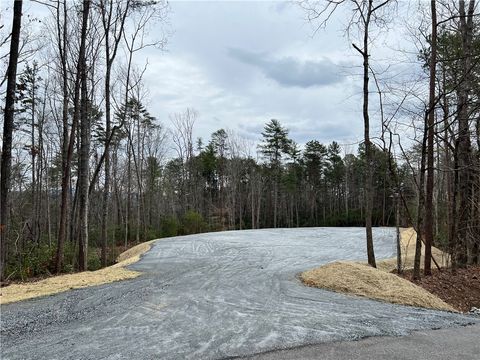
[0,240,155,305]
[400,266,480,312]
[301,228,456,312]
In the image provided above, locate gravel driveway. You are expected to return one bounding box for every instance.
[1,227,476,359]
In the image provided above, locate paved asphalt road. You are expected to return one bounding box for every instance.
[244,324,480,360]
[1,228,477,359]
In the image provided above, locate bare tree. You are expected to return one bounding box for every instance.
[77,0,92,272]
[53,0,70,273]
[424,0,438,276]
[456,0,475,267]
[98,0,131,266]
[301,0,395,267]
[0,0,23,282]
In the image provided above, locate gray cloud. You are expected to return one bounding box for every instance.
[228,48,343,88]
[289,120,359,145]
[136,1,367,146]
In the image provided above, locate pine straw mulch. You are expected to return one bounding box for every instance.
[300,228,459,312]
[301,261,455,312]
[0,240,155,305]
[399,266,480,312]
[376,227,450,272]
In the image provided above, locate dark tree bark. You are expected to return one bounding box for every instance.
[0,0,23,282]
[56,0,91,272]
[424,0,437,276]
[353,0,377,268]
[99,0,131,267]
[78,68,89,271]
[54,0,69,273]
[456,0,475,267]
[414,119,428,280]
[78,0,92,272]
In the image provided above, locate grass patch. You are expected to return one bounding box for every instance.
[0,240,155,305]
[300,228,455,312]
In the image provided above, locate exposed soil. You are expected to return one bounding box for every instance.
[399,266,480,312]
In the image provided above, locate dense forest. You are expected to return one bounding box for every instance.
[1,0,479,282]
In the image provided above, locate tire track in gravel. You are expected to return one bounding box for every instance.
[1,227,477,360]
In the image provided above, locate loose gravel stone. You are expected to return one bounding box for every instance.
[1,228,477,360]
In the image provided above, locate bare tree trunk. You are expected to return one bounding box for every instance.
[126,137,131,247]
[0,0,23,282]
[440,60,454,265]
[101,82,111,265]
[450,146,459,270]
[30,73,38,243]
[55,0,70,272]
[414,122,428,280]
[456,0,475,267]
[424,0,437,276]
[100,0,130,266]
[396,193,402,274]
[77,0,91,272]
[45,144,52,247]
[353,0,376,267]
[251,179,255,229]
[101,52,112,265]
[273,168,278,228]
[56,0,90,273]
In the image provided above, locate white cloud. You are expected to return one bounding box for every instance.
[125,0,418,151]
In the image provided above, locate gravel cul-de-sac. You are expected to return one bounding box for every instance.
[1,227,477,359]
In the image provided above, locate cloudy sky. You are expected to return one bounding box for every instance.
[139,1,377,150]
[10,1,419,152]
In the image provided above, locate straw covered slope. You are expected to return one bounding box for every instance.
[0,240,155,305]
[301,228,455,312]
[376,227,449,272]
[301,261,455,311]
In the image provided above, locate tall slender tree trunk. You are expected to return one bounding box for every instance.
[55,0,69,272]
[101,67,111,266]
[0,0,23,282]
[424,0,437,276]
[273,169,278,228]
[440,61,454,266]
[456,0,474,267]
[56,0,90,273]
[126,138,131,247]
[251,179,255,229]
[77,0,91,271]
[100,1,113,264]
[30,75,37,243]
[358,0,376,267]
[414,121,428,280]
[396,194,402,274]
[78,80,90,271]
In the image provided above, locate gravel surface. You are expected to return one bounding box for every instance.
[1,227,477,359]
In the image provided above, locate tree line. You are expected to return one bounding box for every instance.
[302,0,479,277]
[1,0,479,282]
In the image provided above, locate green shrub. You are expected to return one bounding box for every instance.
[181,210,208,235]
[160,216,179,237]
[144,227,161,241]
[87,249,101,271]
[5,243,56,280]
